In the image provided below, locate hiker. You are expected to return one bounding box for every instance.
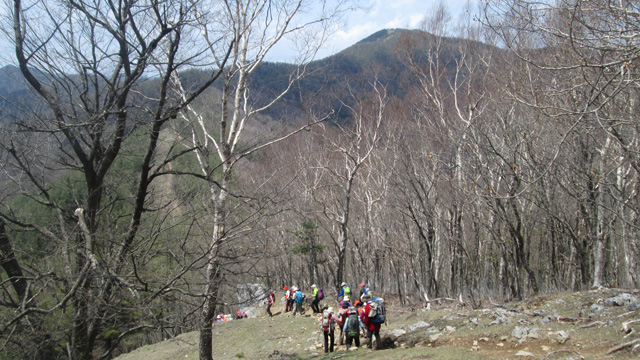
[361,293,382,350]
[358,282,370,301]
[336,282,351,302]
[320,307,336,353]
[235,310,247,319]
[343,306,364,350]
[292,287,305,317]
[283,286,291,312]
[354,300,366,333]
[265,290,276,317]
[285,286,295,312]
[311,284,322,314]
[338,297,351,312]
[335,301,349,345]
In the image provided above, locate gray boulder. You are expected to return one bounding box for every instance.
[604,293,637,306]
[409,321,430,331]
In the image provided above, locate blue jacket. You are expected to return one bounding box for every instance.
[337,286,351,299]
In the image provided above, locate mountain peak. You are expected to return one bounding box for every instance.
[356,28,404,44]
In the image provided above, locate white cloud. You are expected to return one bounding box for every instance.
[270,0,478,62]
[384,16,408,29]
[409,14,426,28]
[334,22,379,44]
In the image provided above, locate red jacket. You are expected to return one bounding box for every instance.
[362,302,381,331]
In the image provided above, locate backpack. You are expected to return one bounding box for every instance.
[321,311,334,332]
[346,314,359,336]
[295,291,303,304]
[318,287,324,300]
[368,298,386,324]
[335,308,348,326]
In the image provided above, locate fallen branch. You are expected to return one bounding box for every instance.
[577,321,606,329]
[490,302,521,313]
[622,319,640,334]
[542,349,582,360]
[617,311,637,319]
[607,338,640,355]
[557,316,589,324]
[524,310,548,317]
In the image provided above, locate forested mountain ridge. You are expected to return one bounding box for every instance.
[2,1,640,359]
[0,28,479,123]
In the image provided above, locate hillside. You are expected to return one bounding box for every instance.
[0,28,484,123]
[115,288,640,360]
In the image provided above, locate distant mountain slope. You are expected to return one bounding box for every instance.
[0,65,30,96]
[0,65,41,120]
[0,28,494,123]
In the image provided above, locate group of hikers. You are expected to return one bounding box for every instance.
[280,281,386,353]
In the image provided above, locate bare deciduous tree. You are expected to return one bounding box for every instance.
[1,0,232,358]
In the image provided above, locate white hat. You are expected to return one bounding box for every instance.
[327,307,334,313]
[311,284,317,288]
[341,282,347,287]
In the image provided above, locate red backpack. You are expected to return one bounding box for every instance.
[321,311,334,331]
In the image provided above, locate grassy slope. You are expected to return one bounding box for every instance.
[116,288,640,360]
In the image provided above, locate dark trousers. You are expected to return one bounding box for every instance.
[311,298,321,313]
[323,330,334,353]
[345,334,360,350]
[366,329,381,349]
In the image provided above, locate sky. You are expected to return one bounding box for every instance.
[266,0,479,63]
[0,0,478,67]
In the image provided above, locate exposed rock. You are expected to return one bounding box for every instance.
[387,329,406,339]
[471,340,479,351]
[604,293,637,306]
[489,309,514,326]
[518,319,533,326]
[511,326,529,340]
[409,321,430,331]
[524,330,540,340]
[553,330,570,344]
[428,333,442,343]
[537,315,556,324]
[415,340,431,347]
[489,315,508,326]
[628,302,640,311]
[445,326,456,333]
[590,304,604,313]
[237,283,269,307]
[469,317,479,326]
[516,350,535,357]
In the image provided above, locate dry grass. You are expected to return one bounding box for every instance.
[116,288,640,360]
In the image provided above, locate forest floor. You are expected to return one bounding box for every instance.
[115,287,640,360]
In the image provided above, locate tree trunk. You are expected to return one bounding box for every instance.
[0,219,31,303]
